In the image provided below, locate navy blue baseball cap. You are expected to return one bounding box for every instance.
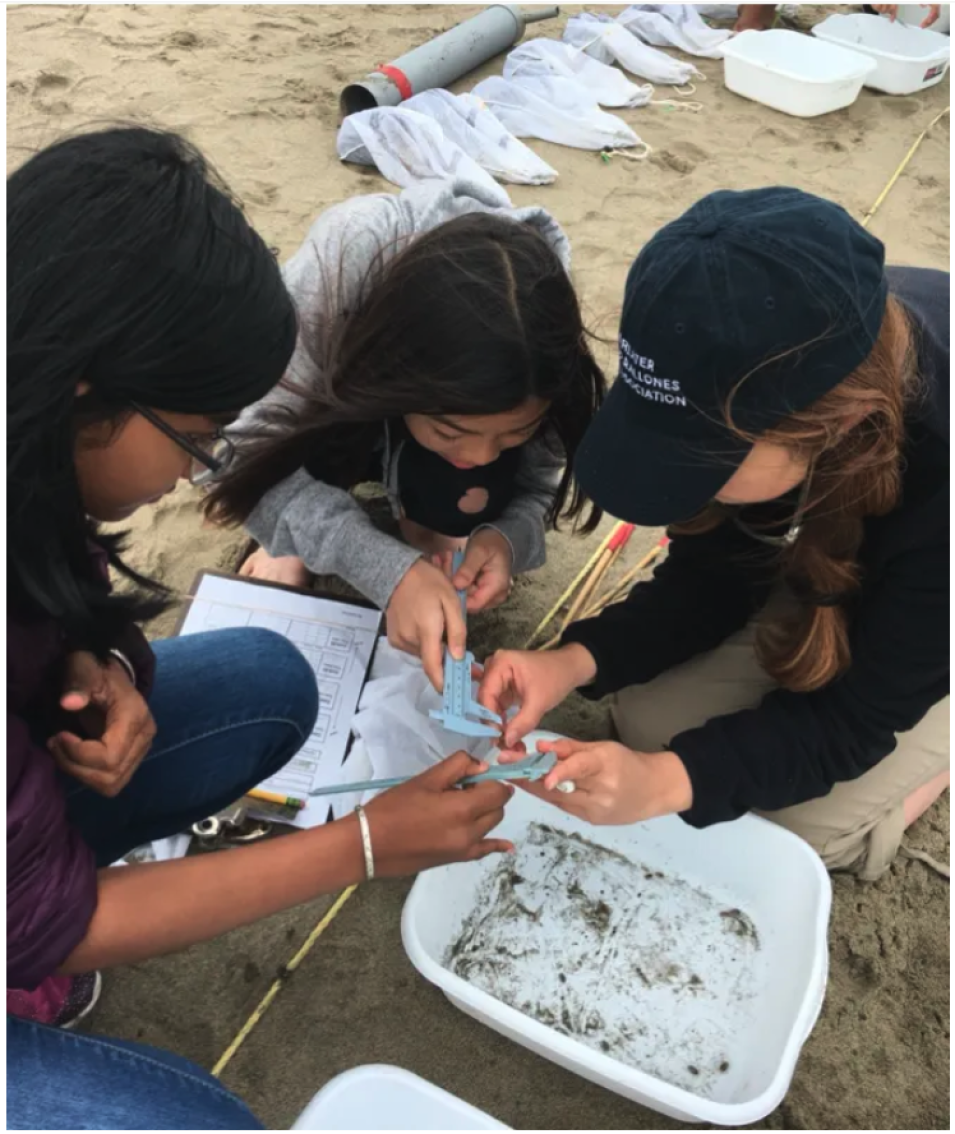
[575,187,888,526]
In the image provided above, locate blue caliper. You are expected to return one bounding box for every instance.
[428,548,504,739]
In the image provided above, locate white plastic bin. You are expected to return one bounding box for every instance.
[813,13,950,94]
[292,1065,509,1130]
[721,28,877,116]
[402,733,832,1127]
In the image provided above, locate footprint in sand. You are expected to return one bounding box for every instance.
[651,142,709,176]
[254,21,300,33]
[283,77,321,103]
[873,96,920,119]
[308,29,358,50]
[246,182,280,208]
[168,30,202,49]
[754,125,800,147]
[815,138,848,153]
[32,94,72,116]
[35,71,71,90]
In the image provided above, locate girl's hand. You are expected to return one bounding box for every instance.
[49,651,157,797]
[239,547,312,588]
[363,751,514,875]
[451,529,514,613]
[386,559,467,691]
[478,644,598,748]
[525,738,693,826]
[873,4,940,26]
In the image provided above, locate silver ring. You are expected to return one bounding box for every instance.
[556,780,576,795]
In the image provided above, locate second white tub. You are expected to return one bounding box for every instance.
[813,13,951,95]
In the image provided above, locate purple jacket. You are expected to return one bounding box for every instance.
[7,607,155,990]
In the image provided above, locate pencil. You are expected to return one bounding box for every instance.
[246,788,306,810]
[536,535,669,651]
[560,523,634,633]
[522,523,620,648]
[580,536,670,619]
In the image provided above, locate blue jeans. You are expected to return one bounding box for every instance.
[8,628,319,1130]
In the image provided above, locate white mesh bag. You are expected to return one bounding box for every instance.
[564,12,702,85]
[616,4,732,59]
[337,106,503,196]
[402,89,557,185]
[504,36,652,108]
[472,74,643,151]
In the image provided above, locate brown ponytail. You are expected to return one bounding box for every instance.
[674,295,921,693]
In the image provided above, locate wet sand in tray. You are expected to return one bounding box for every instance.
[447,821,763,1096]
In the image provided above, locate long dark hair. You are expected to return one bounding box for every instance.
[206,212,606,532]
[7,126,296,655]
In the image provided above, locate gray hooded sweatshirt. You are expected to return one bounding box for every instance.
[235,177,571,612]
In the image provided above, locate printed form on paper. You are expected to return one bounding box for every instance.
[177,573,382,827]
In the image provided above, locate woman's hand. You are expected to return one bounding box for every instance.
[872,4,940,26]
[521,738,693,826]
[239,547,312,588]
[49,652,157,797]
[479,644,598,748]
[386,559,467,691]
[364,751,514,874]
[450,529,514,613]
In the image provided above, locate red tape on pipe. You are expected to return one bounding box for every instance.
[376,64,413,101]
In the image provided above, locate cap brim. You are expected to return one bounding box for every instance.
[575,379,750,527]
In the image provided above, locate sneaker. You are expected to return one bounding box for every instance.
[7,972,102,1029]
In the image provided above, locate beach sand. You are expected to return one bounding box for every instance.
[7,4,949,1128]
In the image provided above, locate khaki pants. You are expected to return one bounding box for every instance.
[611,617,950,881]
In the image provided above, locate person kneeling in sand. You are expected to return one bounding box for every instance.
[479,187,949,882]
[206,181,605,692]
[7,128,514,1131]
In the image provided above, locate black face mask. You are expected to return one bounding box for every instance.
[396,433,524,539]
[727,465,814,548]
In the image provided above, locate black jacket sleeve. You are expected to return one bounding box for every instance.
[562,522,775,698]
[672,531,949,827]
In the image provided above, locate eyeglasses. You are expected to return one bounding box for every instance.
[730,464,814,549]
[131,403,236,487]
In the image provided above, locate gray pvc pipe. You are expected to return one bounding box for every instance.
[340,5,560,117]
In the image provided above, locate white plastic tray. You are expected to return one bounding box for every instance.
[813,13,950,95]
[292,1065,508,1130]
[721,28,877,117]
[402,733,831,1127]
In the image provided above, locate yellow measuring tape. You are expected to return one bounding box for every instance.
[211,885,357,1078]
[861,105,950,229]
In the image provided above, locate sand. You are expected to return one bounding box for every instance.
[6,4,950,1129]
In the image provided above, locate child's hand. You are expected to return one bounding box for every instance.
[521,738,693,826]
[240,547,312,588]
[451,529,514,613]
[386,559,467,692]
[478,644,598,747]
[49,651,157,796]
